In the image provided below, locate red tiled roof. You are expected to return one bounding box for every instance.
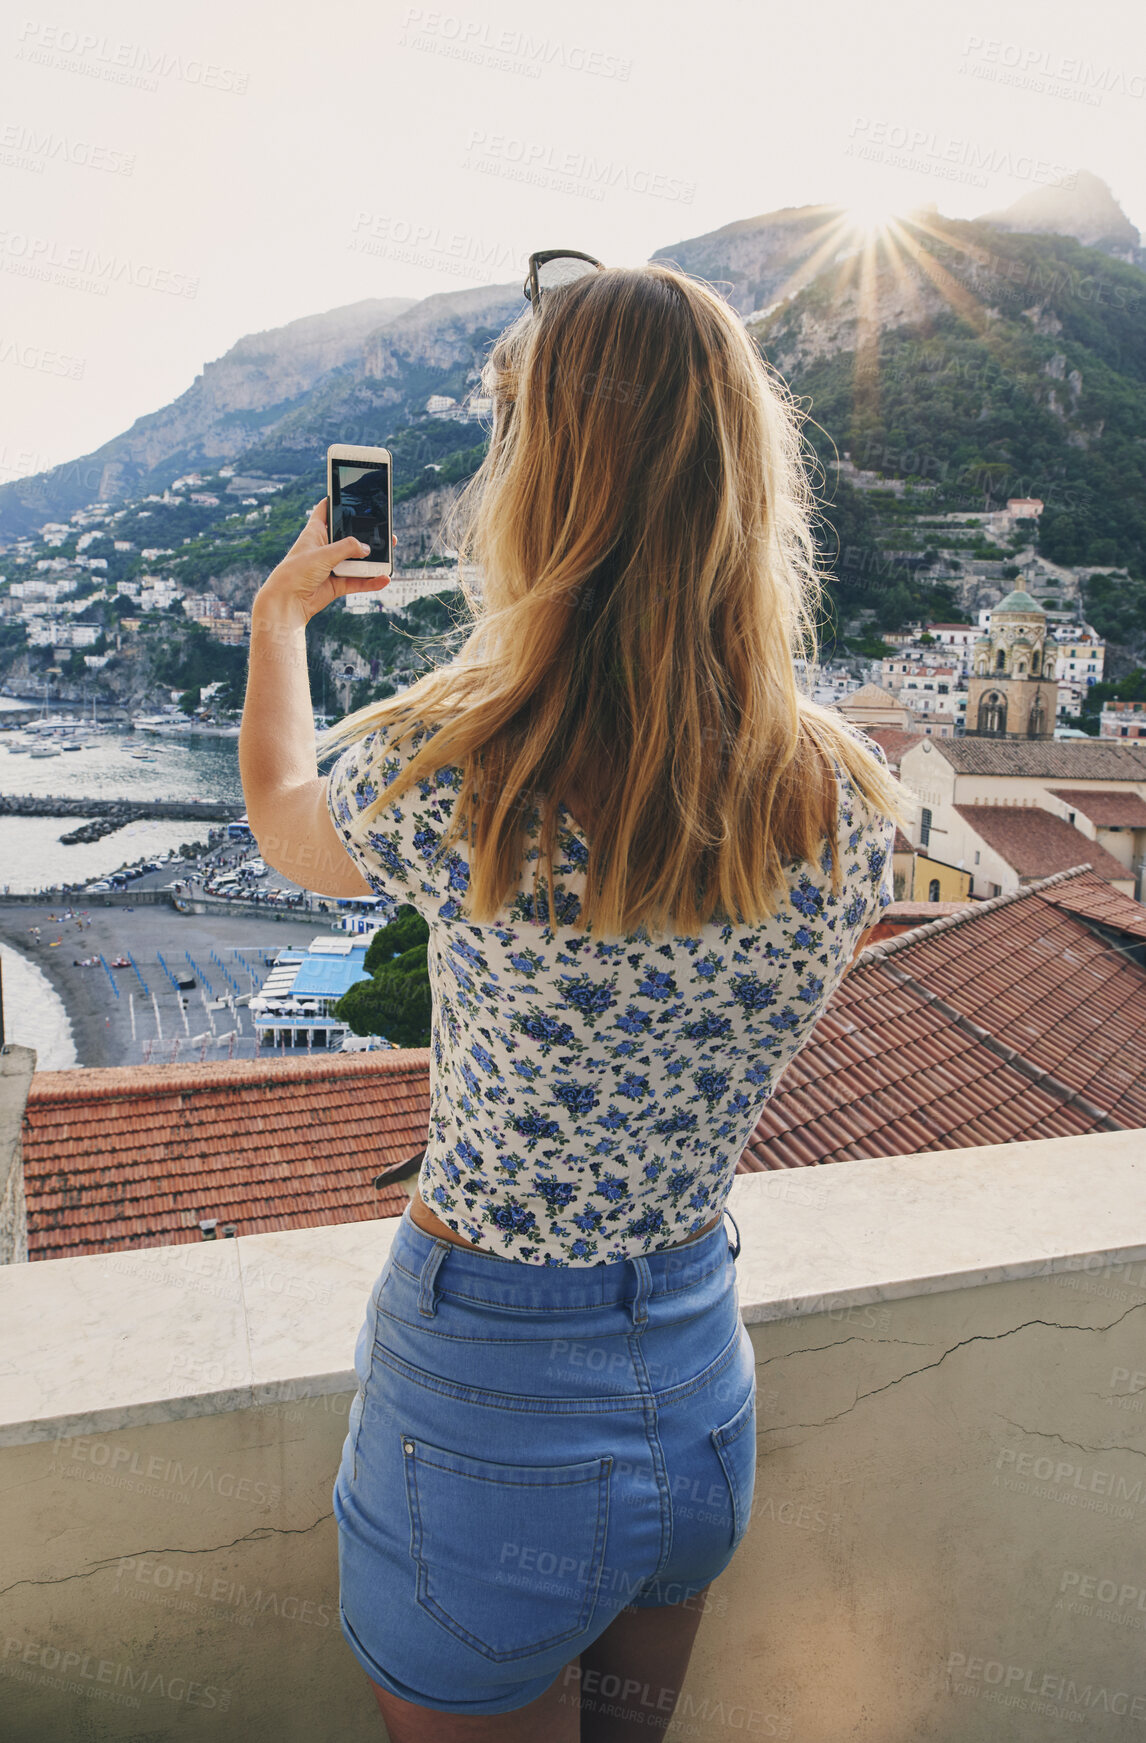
[1047,788,1146,828]
[1037,868,1146,942]
[736,868,1146,1173]
[892,828,915,855]
[23,869,1146,1250]
[928,739,1146,778]
[22,1052,431,1262]
[881,900,969,922]
[865,729,925,773]
[952,804,1131,883]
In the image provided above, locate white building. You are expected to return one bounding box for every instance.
[343,568,464,615]
[182,593,230,620]
[924,623,979,654]
[1052,633,1104,688]
[898,736,1146,900]
[26,619,101,649]
[1100,702,1146,742]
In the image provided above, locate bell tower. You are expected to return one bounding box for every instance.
[966,584,1055,739]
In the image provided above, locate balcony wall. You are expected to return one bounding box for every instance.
[2,1128,1145,1742]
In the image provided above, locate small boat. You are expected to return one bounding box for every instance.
[30,744,62,758]
[61,741,84,751]
[6,738,31,753]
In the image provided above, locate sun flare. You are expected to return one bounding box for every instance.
[844,199,900,237]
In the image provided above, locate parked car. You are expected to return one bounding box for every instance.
[86,881,111,892]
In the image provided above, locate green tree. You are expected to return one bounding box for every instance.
[334,906,432,1046]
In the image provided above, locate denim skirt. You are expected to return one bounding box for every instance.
[333,1201,756,1716]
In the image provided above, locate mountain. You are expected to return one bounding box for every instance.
[978,170,1143,264]
[3,175,1144,643]
[231,282,522,477]
[746,215,1146,644]
[650,204,855,318]
[0,280,526,540]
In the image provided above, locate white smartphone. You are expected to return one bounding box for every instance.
[327,444,393,579]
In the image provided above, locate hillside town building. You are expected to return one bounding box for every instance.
[898,735,1146,900]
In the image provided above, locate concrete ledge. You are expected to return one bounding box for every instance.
[1,1128,1142,1447]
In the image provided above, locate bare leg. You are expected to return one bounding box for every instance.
[571,1585,711,1742]
[366,1660,580,1743]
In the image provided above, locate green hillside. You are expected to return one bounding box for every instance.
[753,223,1146,642]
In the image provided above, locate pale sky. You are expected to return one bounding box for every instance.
[1,0,1143,479]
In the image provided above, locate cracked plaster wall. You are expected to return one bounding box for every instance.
[2,1258,1145,1740]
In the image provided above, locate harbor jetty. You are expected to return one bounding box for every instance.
[0,794,234,822]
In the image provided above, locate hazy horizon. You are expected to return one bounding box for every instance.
[2,0,1144,483]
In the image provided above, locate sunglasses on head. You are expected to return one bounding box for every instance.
[524,249,605,315]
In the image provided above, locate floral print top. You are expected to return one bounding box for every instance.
[327,721,895,1267]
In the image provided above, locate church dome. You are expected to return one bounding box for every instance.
[993,587,1046,615]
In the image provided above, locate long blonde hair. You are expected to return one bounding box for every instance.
[319,262,914,939]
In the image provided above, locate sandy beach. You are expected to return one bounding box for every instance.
[0,899,340,1070]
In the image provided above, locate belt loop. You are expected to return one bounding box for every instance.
[418,1240,451,1317]
[628,1255,652,1327]
[723,1207,741,1262]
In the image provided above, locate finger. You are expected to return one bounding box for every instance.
[330,536,371,563]
[288,499,333,555]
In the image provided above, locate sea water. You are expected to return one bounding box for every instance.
[0,940,78,1068]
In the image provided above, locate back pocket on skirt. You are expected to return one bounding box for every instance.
[403,1435,612,1662]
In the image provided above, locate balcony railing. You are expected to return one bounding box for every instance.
[1,1127,1145,1741]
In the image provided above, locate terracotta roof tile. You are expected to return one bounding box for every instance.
[863,730,925,772]
[23,1051,431,1262]
[23,869,1146,1247]
[734,867,1146,1173]
[952,805,1132,882]
[926,739,1146,778]
[1046,788,1146,828]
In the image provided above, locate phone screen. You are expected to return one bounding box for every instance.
[330,459,390,559]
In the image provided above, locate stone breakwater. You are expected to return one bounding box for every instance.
[0,794,235,822]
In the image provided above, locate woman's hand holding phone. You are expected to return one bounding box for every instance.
[251,498,394,630]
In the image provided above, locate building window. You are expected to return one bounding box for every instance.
[995,649,1006,671]
[920,807,931,850]
[978,692,1007,735]
[928,878,941,902]
[974,850,980,864]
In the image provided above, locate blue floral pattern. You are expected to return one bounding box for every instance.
[327,721,895,1266]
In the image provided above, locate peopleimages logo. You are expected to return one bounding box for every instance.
[0,122,134,174]
[959,35,1145,101]
[846,118,1077,190]
[0,232,198,297]
[462,130,696,204]
[15,21,249,94]
[397,8,632,80]
[947,1650,1146,1719]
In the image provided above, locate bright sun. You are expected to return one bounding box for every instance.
[845,199,900,236]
